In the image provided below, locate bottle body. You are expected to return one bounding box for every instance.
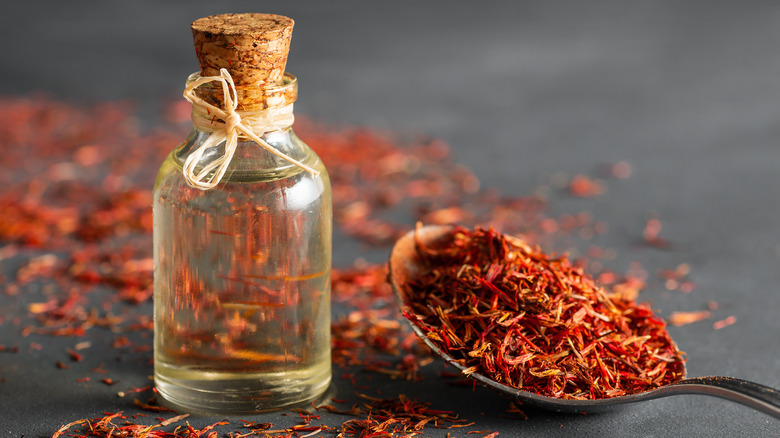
[153,129,332,413]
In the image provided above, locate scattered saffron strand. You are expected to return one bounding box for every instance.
[52,419,87,438]
[713,315,737,330]
[51,393,479,437]
[52,414,227,438]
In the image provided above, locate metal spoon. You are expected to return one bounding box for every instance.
[389,225,780,418]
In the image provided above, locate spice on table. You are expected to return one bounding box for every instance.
[67,348,83,362]
[0,90,705,432]
[668,310,712,327]
[316,393,475,436]
[53,393,475,437]
[602,161,632,179]
[713,315,737,330]
[400,226,686,399]
[643,217,671,248]
[568,174,605,198]
[0,94,508,435]
[52,413,226,438]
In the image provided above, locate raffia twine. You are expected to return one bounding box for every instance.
[182,68,317,190]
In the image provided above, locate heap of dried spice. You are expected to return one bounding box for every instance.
[401,226,686,399]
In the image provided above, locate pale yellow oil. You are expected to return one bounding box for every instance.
[153,133,332,413]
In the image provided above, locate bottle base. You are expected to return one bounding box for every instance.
[155,364,332,415]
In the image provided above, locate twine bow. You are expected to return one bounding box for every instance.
[182,68,318,190]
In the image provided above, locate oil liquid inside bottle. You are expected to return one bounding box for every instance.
[153,137,331,413]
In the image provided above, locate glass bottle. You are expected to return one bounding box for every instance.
[153,14,332,414]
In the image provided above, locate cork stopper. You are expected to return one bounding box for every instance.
[191,13,294,86]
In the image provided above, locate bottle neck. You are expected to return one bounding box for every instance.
[187,71,298,112]
[179,70,316,190]
[176,128,315,182]
[187,71,298,138]
[191,102,295,136]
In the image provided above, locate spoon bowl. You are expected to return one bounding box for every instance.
[389,225,780,418]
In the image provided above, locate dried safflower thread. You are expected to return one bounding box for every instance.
[402,226,686,399]
[713,315,737,330]
[669,310,712,327]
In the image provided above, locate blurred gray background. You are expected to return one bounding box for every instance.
[1,1,779,436]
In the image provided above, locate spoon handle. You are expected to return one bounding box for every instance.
[650,376,780,419]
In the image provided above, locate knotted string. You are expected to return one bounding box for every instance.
[182,68,318,190]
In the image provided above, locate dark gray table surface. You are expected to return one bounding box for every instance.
[1,1,779,436]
